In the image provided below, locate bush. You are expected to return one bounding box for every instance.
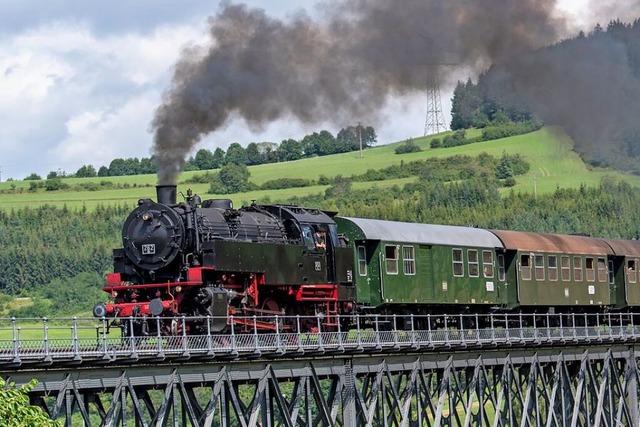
[209,164,259,194]
[325,176,352,198]
[184,172,217,184]
[395,138,422,154]
[78,182,101,191]
[261,178,314,190]
[481,120,543,141]
[317,175,331,185]
[442,130,467,148]
[0,378,60,426]
[430,138,441,148]
[8,298,52,318]
[503,177,517,187]
[24,173,41,181]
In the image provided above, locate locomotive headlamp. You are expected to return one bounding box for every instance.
[111,290,118,297]
[142,212,153,221]
[175,286,183,293]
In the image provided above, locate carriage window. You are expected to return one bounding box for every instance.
[402,246,416,275]
[628,260,637,284]
[561,256,571,281]
[548,255,558,281]
[357,246,367,276]
[453,249,464,277]
[573,256,583,281]
[385,245,398,275]
[585,257,595,282]
[468,250,479,277]
[483,251,494,278]
[535,254,545,281]
[520,254,531,281]
[597,258,607,283]
[498,254,506,281]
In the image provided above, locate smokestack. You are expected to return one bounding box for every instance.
[156,185,177,205]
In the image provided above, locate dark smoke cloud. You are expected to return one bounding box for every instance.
[152,0,565,184]
[481,19,640,172]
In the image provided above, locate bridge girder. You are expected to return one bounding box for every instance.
[4,345,640,426]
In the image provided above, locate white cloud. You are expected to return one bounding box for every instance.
[51,92,159,170]
[0,20,204,179]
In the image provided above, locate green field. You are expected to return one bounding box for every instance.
[1,127,638,210]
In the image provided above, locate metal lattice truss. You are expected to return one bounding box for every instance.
[7,345,640,426]
[423,65,448,136]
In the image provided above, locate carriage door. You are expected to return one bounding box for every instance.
[626,258,640,306]
[418,245,435,301]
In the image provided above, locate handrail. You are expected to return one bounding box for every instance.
[0,313,638,367]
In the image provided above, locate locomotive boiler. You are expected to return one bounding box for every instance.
[94,185,355,336]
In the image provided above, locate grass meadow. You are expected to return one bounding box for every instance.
[1,127,639,211]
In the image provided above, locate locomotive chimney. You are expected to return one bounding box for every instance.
[156,185,177,205]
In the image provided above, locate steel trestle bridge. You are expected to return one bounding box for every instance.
[2,313,640,426]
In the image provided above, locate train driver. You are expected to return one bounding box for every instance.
[315,230,326,250]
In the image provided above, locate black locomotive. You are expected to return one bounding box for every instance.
[95,185,355,336]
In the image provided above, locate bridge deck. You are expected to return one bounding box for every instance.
[0,312,638,368]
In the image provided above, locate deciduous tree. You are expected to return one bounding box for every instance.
[0,378,60,426]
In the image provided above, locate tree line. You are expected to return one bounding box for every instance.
[18,124,376,181]
[180,151,529,195]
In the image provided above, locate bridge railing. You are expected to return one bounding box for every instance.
[0,312,638,365]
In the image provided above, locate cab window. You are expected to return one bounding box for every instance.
[301,225,315,250]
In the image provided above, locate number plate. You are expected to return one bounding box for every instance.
[142,244,156,255]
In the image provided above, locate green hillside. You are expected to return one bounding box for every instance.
[1,126,638,210]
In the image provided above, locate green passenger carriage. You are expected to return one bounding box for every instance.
[335,217,508,316]
[490,230,613,313]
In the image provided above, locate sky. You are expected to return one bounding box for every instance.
[0,0,631,181]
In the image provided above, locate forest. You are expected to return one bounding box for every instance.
[1,164,639,317]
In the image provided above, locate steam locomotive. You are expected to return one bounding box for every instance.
[94,185,356,336]
[95,185,640,336]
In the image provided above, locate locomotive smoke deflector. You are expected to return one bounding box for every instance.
[156,184,177,204]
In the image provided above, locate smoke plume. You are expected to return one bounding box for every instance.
[152,0,566,184]
[480,14,640,172]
